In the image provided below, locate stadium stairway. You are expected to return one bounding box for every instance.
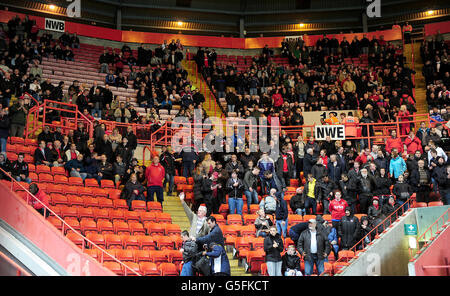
[404,39,428,121]
[182,60,224,120]
[161,191,249,276]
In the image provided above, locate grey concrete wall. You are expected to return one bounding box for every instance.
[339,206,450,276]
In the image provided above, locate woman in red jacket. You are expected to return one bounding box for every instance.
[145,155,166,205]
[328,190,348,229]
[28,183,50,217]
[385,130,404,154]
[272,88,283,110]
[404,130,423,154]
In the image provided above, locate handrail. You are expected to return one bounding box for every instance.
[0,250,32,276]
[0,167,141,276]
[416,208,449,243]
[332,197,414,271]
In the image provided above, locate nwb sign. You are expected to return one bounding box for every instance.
[45,18,65,32]
[315,125,346,140]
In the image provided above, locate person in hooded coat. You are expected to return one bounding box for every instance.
[357,216,374,249]
[264,225,284,276]
[367,196,383,231]
[28,183,50,217]
[338,207,360,250]
[281,245,302,276]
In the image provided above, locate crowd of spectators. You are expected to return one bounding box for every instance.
[196,34,417,129]
[421,30,450,111]
[1,16,450,277]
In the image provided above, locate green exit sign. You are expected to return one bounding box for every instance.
[404,224,417,236]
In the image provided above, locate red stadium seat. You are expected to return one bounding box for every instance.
[101,249,119,263]
[246,249,265,274]
[66,232,84,248]
[136,235,156,250]
[123,262,141,276]
[146,223,164,236]
[98,197,114,209]
[288,214,303,225]
[131,200,147,212]
[103,262,123,275]
[159,262,178,276]
[227,214,243,225]
[116,249,134,262]
[97,220,114,234]
[121,235,140,250]
[80,219,97,235]
[60,205,78,218]
[109,209,125,222]
[155,212,172,224]
[139,212,157,223]
[78,186,94,196]
[413,202,428,208]
[154,235,175,250]
[134,250,151,262]
[51,166,66,176]
[240,225,256,237]
[104,234,123,249]
[68,177,83,186]
[113,199,129,210]
[123,211,141,223]
[101,179,115,189]
[47,216,63,230]
[243,214,258,225]
[63,217,81,234]
[65,186,79,196]
[83,248,100,261]
[113,221,130,235]
[38,173,53,183]
[85,178,99,187]
[53,175,68,185]
[28,172,38,183]
[164,224,181,236]
[249,204,260,214]
[84,197,99,209]
[36,165,51,174]
[86,233,106,249]
[67,195,84,207]
[92,188,108,198]
[428,201,444,207]
[139,262,160,276]
[211,214,226,225]
[147,201,162,212]
[108,189,122,200]
[50,194,68,206]
[149,250,169,266]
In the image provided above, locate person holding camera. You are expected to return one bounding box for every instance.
[202,242,230,276]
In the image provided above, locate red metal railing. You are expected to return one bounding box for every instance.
[0,167,141,276]
[0,250,32,276]
[413,208,449,248]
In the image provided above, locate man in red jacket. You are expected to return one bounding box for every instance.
[385,130,404,154]
[328,190,348,229]
[145,155,165,204]
[28,183,50,217]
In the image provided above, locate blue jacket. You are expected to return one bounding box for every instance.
[206,244,230,275]
[64,159,86,173]
[258,159,274,178]
[196,224,224,247]
[327,227,339,253]
[289,222,309,242]
[389,156,406,178]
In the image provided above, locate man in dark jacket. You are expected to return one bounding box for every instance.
[34,140,52,166]
[122,173,146,210]
[290,187,306,216]
[178,146,199,179]
[160,146,176,195]
[410,159,432,203]
[317,175,338,214]
[11,153,31,183]
[303,148,317,177]
[275,145,294,186]
[338,207,360,250]
[358,168,376,214]
[203,242,230,276]
[297,218,331,275]
[0,107,10,153]
[225,154,244,179]
[288,221,309,246]
[327,154,343,183]
[243,167,260,210]
[275,193,289,238]
[195,216,225,247]
[9,97,28,138]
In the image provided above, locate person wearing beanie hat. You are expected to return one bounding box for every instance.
[382,195,400,226]
[357,216,374,249]
[368,196,383,229]
[290,187,306,216]
[338,206,360,250]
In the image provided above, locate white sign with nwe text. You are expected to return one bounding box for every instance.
[315,125,346,140]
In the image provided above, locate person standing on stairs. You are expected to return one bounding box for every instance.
[179,192,209,239]
[145,155,165,205]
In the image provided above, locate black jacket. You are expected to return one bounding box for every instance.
[374,175,392,196]
[338,213,360,249]
[303,154,317,177]
[281,253,301,273]
[34,147,52,165]
[275,197,288,221]
[312,164,327,180]
[392,182,413,201]
[193,173,204,201]
[289,193,306,212]
[160,151,176,175]
[264,233,284,262]
[226,178,244,199]
[275,153,294,179]
[11,160,29,177]
[122,179,145,200]
[297,229,331,261]
[410,168,431,191]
